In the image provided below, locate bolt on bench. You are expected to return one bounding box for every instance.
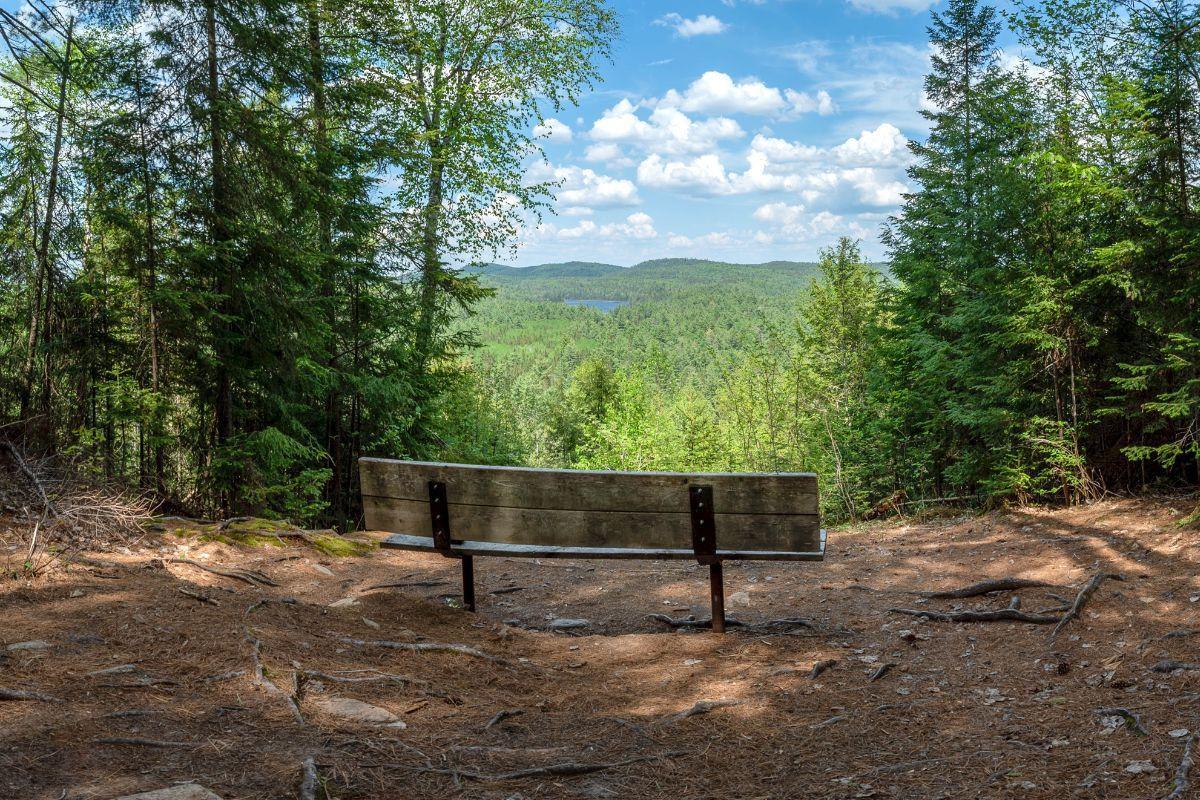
[359,459,826,632]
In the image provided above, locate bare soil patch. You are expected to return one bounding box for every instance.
[2,498,1199,799]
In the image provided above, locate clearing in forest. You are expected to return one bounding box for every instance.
[1,498,1198,799]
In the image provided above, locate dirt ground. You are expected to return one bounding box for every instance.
[2,497,1199,800]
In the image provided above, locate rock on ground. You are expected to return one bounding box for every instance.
[311,696,404,727]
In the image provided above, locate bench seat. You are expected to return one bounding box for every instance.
[381,530,827,561]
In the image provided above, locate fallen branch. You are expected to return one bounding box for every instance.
[178,587,219,606]
[810,659,838,679]
[86,664,137,677]
[1094,707,1148,736]
[92,737,193,748]
[0,686,59,702]
[1049,572,1124,640]
[920,578,1055,599]
[3,441,56,517]
[660,699,743,724]
[1165,732,1198,800]
[299,756,318,800]
[336,637,509,665]
[648,614,743,630]
[484,709,524,730]
[869,662,897,682]
[889,608,1061,624]
[165,558,278,587]
[365,580,447,590]
[489,586,527,595]
[393,752,685,782]
[300,669,426,687]
[1152,661,1200,673]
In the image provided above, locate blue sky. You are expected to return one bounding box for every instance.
[516,0,958,265]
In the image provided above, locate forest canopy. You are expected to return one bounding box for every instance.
[0,0,1197,527]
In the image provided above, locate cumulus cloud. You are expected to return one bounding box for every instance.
[534,117,573,142]
[656,13,729,37]
[846,0,937,13]
[589,99,744,156]
[631,123,912,203]
[658,71,836,118]
[529,163,639,209]
[543,212,659,242]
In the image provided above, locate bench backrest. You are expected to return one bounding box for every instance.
[360,459,820,555]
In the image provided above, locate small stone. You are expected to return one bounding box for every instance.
[683,659,702,666]
[313,697,400,726]
[729,591,751,607]
[548,618,588,630]
[310,562,334,576]
[362,617,380,630]
[7,640,50,651]
[1011,781,1037,790]
[328,597,360,609]
[69,589,85,598]
[1170,729,1191,738]
[1124,760,1156,774]
[113,785,224,800]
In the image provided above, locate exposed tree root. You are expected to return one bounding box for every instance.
[484,709,524,730]
[299,756,319,800]
[1164,732,1197,800]
[869,662,897,682]
[92,737,193,748]
[392,752,685,782]
[336,636,509,665]
[1094,707,1148,736]
[165,558,278,587]
[246,636,304,723]
[179,587,219,606]
[889,607,1061,624]
[1049,572,1124,640]
[0,687,59,702]
[648,614,743,629]
[660,699,743,724]
[300,669,425,687]
[810,659,838,679]
[1152,661,1200,673]
[920,578,1055,599]
[365,580,447,590]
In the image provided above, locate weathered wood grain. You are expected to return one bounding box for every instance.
[362,495,821,552]
[359,458,818,515]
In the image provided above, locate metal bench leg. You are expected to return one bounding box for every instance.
[461,555,476,612]
[709,561,725,634]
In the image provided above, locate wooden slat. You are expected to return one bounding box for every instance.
[359,458,817,516]
[362,495,821,552]
[379,532,826,561]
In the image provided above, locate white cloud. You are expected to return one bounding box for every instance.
[544,212,659,242]
[832,123,908,165]
[534,117,573,142]
[658,71,836,118]
[656,13,729,37]
[539,164,639,209]
[846,0,938,13]
[589,99,744,156]
[637,153,733,195]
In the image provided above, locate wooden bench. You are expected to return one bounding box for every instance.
[359,459,825,632]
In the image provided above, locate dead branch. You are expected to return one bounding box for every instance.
[1163,629,1200,640]
[366,580,447,590]
[86,664,137,677]
[166,558,278,587]
[810,659,838,679]
[1165,732,1198,800]
[0,686,59,702]
[484,709,524,730]
[218,516,254,530]
[3,441,56,517]
[336,636,510,665]
[648,614,743,629]
[1094,707,1148,736]
[300,669,426,686]
[178,587,219,606]
[920,578,1056,599]
[1152,661,1200,673]
[1049,572,1124,640]
[92,737,193,748]
[889,608,1061,624]
[489,586,527,595]
[869,662,897,682]
[392,752,686,782]
[660,699,743,724]
[299,756,318,800]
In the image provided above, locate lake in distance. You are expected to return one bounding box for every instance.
[563,298,629,313]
